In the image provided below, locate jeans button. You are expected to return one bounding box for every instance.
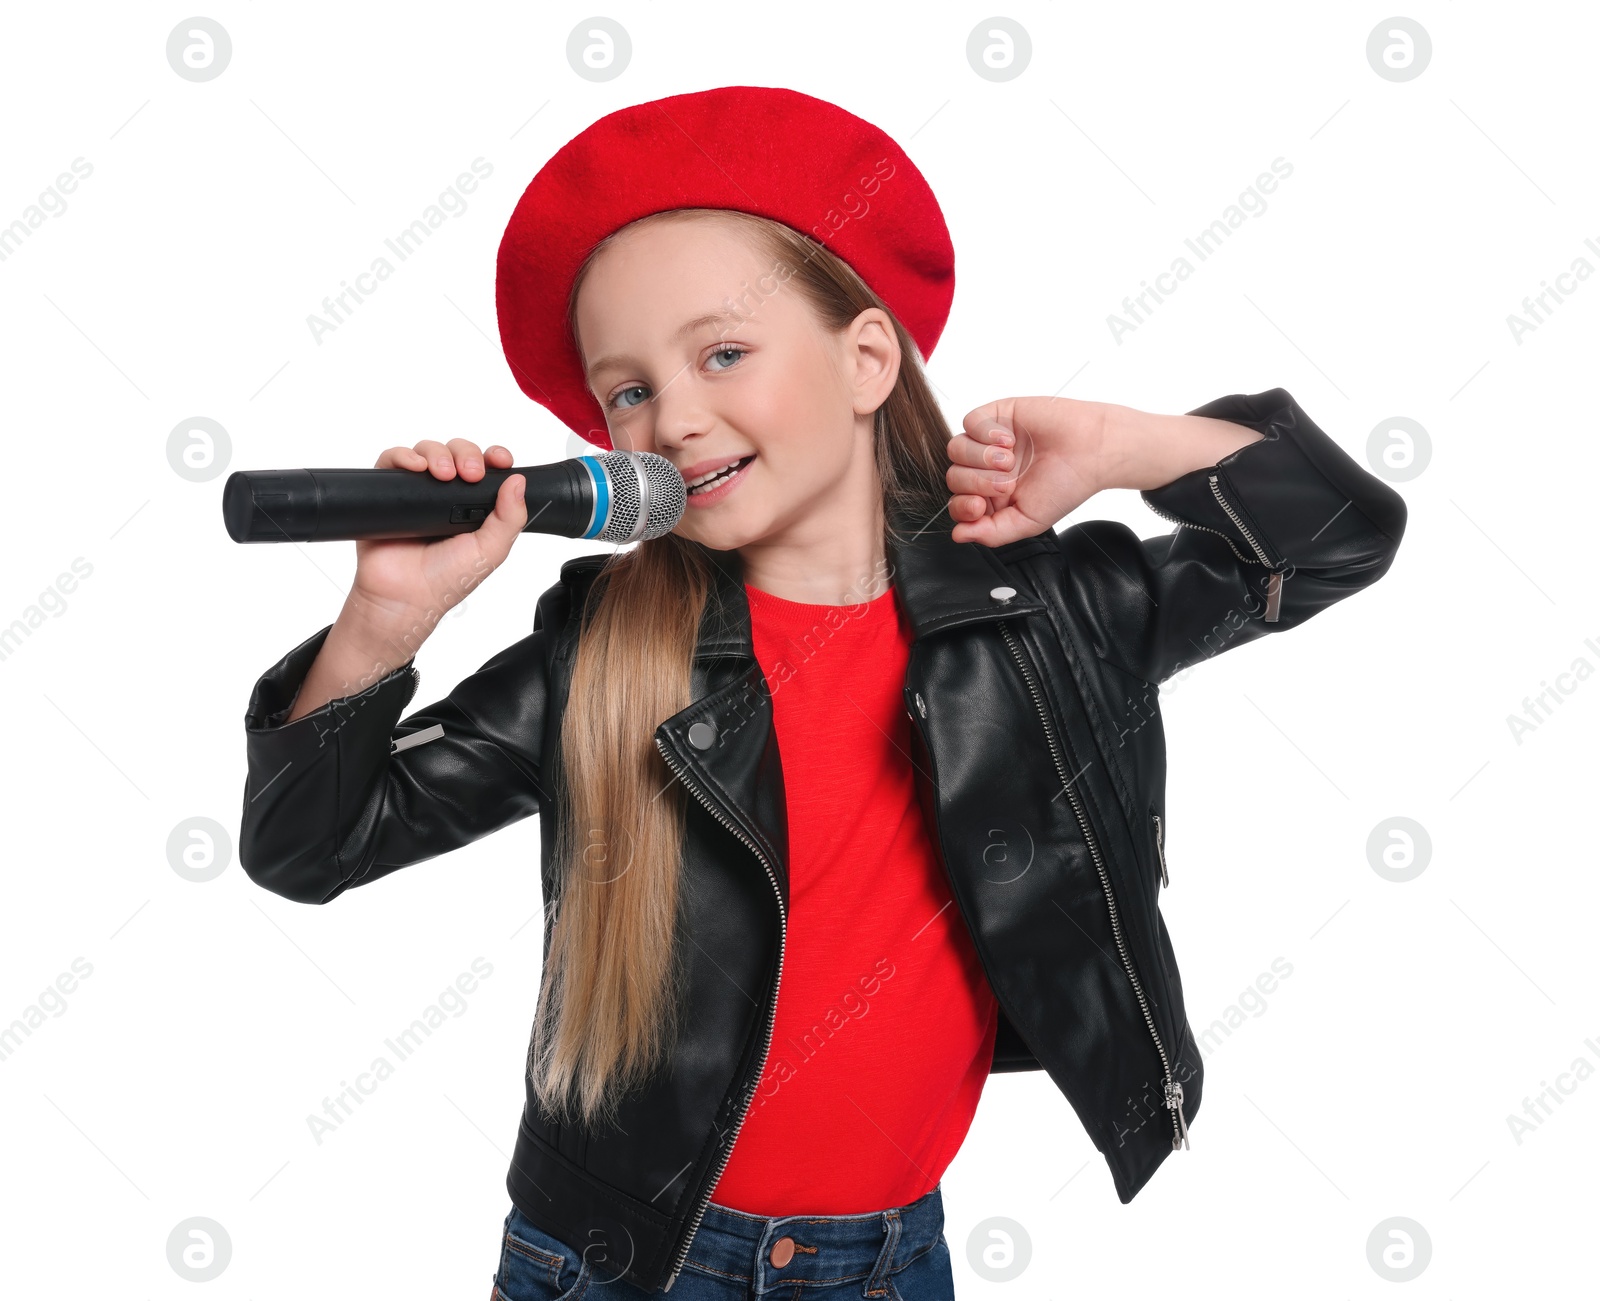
[769,1235,795,1267]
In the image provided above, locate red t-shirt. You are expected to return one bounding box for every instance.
[708,582,1000,1214]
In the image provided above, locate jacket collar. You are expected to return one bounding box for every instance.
[650,507,1051,904]
[690,505,1048,660]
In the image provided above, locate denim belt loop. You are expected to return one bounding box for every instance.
[862,1206,903,1297]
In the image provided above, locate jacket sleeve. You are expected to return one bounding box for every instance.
[1056,387,1407,685]
[238,611,553,905]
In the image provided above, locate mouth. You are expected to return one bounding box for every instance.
[683,454,756,507]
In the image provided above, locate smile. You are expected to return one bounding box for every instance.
[684,454,756,507]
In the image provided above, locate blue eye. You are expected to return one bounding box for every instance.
[604,347,745,410]
[609,384,650,410]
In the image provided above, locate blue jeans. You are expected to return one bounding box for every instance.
[492,1183,956,1299]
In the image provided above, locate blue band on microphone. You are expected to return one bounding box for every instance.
[577,456,608,539]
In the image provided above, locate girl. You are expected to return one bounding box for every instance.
[239,87,1405,1299]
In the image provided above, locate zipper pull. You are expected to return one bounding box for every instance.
[1166,1079,1190,1150]
[1153,814,1169,888]
[1264,570,1283,623]
[391,723,444,755]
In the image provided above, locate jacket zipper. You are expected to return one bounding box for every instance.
[1152,812,1169,888]
[1207,473,1283,623]
[1143,495,1253,564]
[387,668,429,752]
[997,621,1189,1151]
[1206,473,1272,568]
[1143,475,1281,622]
[653,734,787,1291]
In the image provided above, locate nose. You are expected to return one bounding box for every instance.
[646,375,717,457]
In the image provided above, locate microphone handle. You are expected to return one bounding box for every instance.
[222,463,598,543]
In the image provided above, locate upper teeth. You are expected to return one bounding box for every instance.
[685,458,745,488]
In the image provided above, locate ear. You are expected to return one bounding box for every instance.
[842,307,901,417]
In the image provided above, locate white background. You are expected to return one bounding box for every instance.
[1,2,1596,1297]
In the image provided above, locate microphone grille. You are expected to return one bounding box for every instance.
[592,450,687,543]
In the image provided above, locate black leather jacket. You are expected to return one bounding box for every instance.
[239,388,1405,1292]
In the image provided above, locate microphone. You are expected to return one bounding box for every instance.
[222,450,687,544]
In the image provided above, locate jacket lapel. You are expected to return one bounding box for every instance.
[884,507,1047,638]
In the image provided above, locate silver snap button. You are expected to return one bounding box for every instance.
[914,693,926,718]
[687,720,717,750]
[990,586,1016,602]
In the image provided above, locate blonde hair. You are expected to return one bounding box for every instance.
[528,208,952,1126]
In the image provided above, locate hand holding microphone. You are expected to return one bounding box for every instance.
[254,438,686,725]
[270,440,524,723]
[344,440,533,650]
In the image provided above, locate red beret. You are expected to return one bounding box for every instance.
[495,84,955,450]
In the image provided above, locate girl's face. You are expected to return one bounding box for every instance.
[572,215,900,555]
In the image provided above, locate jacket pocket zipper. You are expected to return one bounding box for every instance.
[653,733,786,1290]
[998,621,1189,1151]
[1152,811,1169,888]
